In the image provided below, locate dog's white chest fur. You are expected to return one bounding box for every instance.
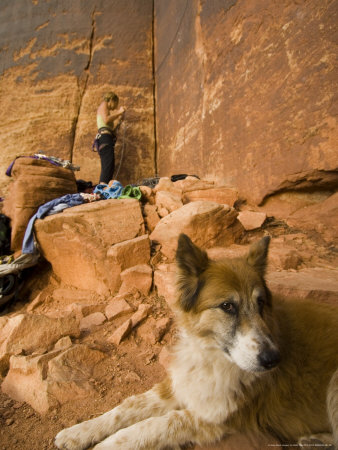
[170,333,255,423]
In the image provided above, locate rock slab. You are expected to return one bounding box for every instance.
[1,345,105,414]
[35,199,145,294]
[267,268,338,304]
[150,201,241,261]
[0,313,80,375]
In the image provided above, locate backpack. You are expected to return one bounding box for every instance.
[0,214,11,256]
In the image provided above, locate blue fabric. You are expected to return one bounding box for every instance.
[94,181,123,199]
[93,183,109,194]
[22,194,84,254]
[48,203,70,215]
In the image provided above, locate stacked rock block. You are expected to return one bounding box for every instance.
[2,158,77,252]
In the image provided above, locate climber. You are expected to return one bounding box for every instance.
[93,91,125,184]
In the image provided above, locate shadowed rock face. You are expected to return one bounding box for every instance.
[1,0,337,207]
[0,0,155,193]
[154,0,338,204]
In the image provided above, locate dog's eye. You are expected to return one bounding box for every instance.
[257,296,265,313]
[219,302,237,315]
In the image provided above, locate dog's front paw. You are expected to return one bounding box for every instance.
[92,429,139,450]
[55,423,93,450]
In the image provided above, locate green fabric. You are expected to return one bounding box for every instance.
[121,185,132,196]
[119,185,142,200]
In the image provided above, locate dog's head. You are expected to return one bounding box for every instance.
[175,234,280,373]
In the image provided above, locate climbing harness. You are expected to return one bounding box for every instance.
[92,127,116,153]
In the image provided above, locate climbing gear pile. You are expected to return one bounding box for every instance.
[6,153,80,176]
[0,273,22,308]
[93,181,142,201]
[0,214,11,256]
[119,185,142,200]
[94,181,124,199]
[136,176,160,189]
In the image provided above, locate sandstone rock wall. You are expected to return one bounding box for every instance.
[1,0,337,207]
[154,0,338,204]
[0,0,155,195]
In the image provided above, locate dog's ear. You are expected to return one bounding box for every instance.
[176,234,209,311]
[247,236,270,275]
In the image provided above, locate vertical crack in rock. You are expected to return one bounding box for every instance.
[196,0,207,169]
[70,8,96,162]
[152,0,158,176]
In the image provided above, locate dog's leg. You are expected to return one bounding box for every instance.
[327,367,338,448]
[92,409,228,450]
[55,379,178,450]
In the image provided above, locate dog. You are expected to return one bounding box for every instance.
[55,234,338,450]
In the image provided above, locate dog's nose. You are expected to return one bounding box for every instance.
[258,348,281,370]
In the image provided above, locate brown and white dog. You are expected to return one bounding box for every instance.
[55,234,338,450]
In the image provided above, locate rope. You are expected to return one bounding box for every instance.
[155,0,189,74]
[114,121,127,179]
[93,2,188,182]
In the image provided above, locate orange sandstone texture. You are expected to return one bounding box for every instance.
[0,0,155,195]
[155,0,338,204]
[1,1,337,211]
